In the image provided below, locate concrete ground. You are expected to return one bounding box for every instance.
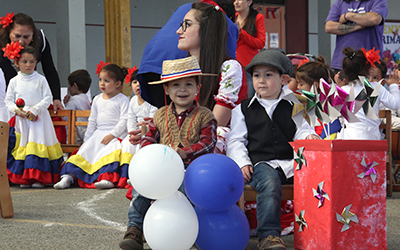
[0,185,399,250]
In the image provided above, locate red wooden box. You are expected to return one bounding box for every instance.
[291,140,387,250]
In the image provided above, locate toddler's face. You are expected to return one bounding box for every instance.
[368,67,383,83]
[296,78,312,92]
[15,52,36,75]
[252,65,285,100]
[288,77,298,92]
[131,80,141,97]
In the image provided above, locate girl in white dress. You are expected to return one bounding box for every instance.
[119,68,157,188]
[5,46,63,187]
[337,47,400,140]
[55,64,129,189]
[0,68,9,122]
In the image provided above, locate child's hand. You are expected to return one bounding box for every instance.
[137,117,152,127]
[101,134,115,145]
[128,129,141,145]
[63,94,71,105]
[15,109,27,118]
[241,165,253,183]
[306,134,321,140]
[173,146,187,160]
[387,69,400,86]
[26,111,37,121]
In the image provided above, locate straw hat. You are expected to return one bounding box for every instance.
[149,56,218,85]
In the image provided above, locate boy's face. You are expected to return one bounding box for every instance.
[15,52,36,75]
[164,77,200,112]
[252,65,287,100]
[68,83,79,96]
[131,80,141,97]
[368,67,383,83]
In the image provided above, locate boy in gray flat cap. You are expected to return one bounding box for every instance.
[227,49,319,250]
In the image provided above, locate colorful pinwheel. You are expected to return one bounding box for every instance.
[336,204,359,232]
[357,157,378,183]
[312,181,330,208]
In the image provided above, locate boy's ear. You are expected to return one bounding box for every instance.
[281,74,290,86]
[73,82,78,89]
[163,83,169,95]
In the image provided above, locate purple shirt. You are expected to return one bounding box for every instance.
[326,0,388,70]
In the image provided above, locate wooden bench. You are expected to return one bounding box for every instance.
[49,109,91,154]
[379,110,393,197]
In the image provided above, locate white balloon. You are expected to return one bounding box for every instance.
[144,191,199,250]
[129,144,184,199]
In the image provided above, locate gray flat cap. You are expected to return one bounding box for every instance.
[245,49,293,76]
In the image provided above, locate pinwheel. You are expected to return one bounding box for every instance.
[312,181,330,208]
[336,204,359,232]
[357,157,378,183]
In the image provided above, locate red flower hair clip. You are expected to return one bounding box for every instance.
[362,47,381,68]
[0,12,14,28]
[297,58,310,68]
[125,66,138,83]
[2,41,23,60]
[96,60,110,76]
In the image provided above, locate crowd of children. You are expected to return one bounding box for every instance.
[2,6,400,250]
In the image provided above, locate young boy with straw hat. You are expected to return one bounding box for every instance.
[120,55,217,250]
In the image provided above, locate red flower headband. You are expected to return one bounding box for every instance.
[96,60,110,77]
[361,47,381,68]
[297,58,310,68]
[0,12,14,28]
[2,41,23,60]
[125,65,138,83]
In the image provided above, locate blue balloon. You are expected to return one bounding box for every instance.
[184,154,244,212]
[195,205,250,250]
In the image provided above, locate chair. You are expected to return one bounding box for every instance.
[0,121,14,218]
[238,184,293,212]
[379,109,393,197]
[49,109,73,152]
[61,110,91,153]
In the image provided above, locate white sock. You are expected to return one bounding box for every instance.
[20,184,31,188]
[94,180,114,189]
[53,174,73,189]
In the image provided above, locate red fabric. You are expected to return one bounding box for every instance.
[8,115,15,127]
[7,168,60,185]
[77,172,121,189]
[49,105,67,144]
[244,200,294,236]
[236,13,266,67]
[126,185,134,200]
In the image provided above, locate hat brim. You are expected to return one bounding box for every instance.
[149,73,218,85]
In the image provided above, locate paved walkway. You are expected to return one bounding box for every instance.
[1,186,399,249]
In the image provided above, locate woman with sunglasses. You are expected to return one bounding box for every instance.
[176,2,248,154]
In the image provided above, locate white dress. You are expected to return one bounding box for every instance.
[120,95,157,185]
[61,93,129,188]
[65,93,91,144]
[0,68,10,122]
[337,79,400,140]
[5,71,63,185]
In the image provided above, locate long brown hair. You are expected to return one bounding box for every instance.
[0,13,41,54]
[242,2,259,37]
[296,56,333,88]
[192,2,228,110]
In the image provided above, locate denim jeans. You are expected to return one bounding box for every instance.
[127,184,186,230]
[248,162,291,240]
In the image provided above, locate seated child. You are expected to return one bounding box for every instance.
[295,55,341,139]
[337,47,400,140]
[64,69,92,144]
[119,67,158,188]
[119,56,217,250]
[54,64,129,189]
[227,49,319,250]
[5,46,63,187]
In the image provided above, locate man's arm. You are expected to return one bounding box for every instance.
[325,20,364,35]
[344,11,383,27]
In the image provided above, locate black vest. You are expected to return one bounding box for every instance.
[241,98,296,165]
